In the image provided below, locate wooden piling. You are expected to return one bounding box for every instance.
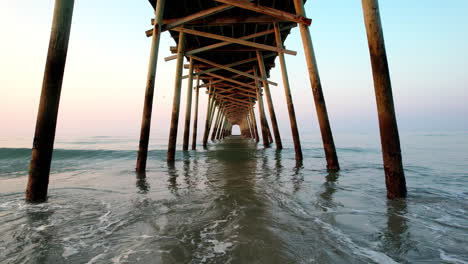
[136,0,166,172]
[291,2,339,169]
[182,58,195,150]
[211,107,222,141]
[202,85,215,147]
[253,68,271,147]
[256,51,283,149]
[250,108,260,143]
[216,114,225,140]
[167,32,186,162]
[191,77,200,150]
[361,0,406,198]
[26,0,75,203]
[274,24,303,160]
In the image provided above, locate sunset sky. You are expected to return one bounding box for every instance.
[1,0,467,139]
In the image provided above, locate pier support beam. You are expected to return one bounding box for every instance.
[250,108,260,143]
[253,68,270,147]
[183,58,195,150]
[211,107,222,141]
[191,77,200,150]
[257,51,283,149]
[274,24,303,160]
[167,32,186,162]
[361,0,406,198]
[26,0,75,203]
[291,2,339,169]
[136,0,166,172]
[203,85,215,147]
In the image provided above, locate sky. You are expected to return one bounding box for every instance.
[0,0,467,140]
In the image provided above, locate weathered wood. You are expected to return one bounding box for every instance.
[164,25,296,61]
[182,58,194,150]
[291,2,339,170]
[171,27,297,56]
[191,77,200,150]
[274,24,303,160]
[210,106,222,141]
[186,54,274,79]
[362,0,406,198]
[170,15,288,26]
[214,0,311,26]
[136,0,166,173]
[205,72,257,91]
[191,55,277,86]
[257,51,283,150]
[203,88,215,147]
[216,114,225,140]
[163,4,235,31]
[253,67,270,147]
[26,0,75,203]
[167,32,186,162]
[250,108,260,143]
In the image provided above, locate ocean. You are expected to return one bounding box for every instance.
[0,133,467,263]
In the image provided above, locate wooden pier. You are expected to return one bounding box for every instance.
[26,0,407,202]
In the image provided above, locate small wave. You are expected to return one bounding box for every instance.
[314,218,399,264]
[439,250,468,264]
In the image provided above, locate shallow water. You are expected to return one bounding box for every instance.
[0,133,467,263]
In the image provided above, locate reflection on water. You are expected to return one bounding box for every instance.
[136,172,150,194]
[1,135,468,263]
[383,199,411,262]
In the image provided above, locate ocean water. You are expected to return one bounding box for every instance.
[0,133,467,264]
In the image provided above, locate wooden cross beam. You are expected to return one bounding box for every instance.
[205,72,257,91]
[164,24,296,60]
[214,0,312,26]
[183,54,274,79]
[199,70,254,88]
[172,15,289,26]
[191,55,278,86]
[170,27,297,56]
[146,1,254,36]
[216,98,251,108]
[210,92,255,105]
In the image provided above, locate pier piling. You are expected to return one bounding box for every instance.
[167,32,186,162]
[26,0,75,203]
[361,0,407,198]
[136,0,165,172]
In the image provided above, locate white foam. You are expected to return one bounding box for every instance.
[211,240,233,254]
[439,250,468,264]
[62,246,79,258]
[34,224,53,231]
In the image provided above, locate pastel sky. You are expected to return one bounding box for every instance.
[1,0,467,139]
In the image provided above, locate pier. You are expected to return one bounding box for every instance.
[26,0,406,202]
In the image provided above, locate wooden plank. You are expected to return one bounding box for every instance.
[171,27,297,55]
[214,0,311,25]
